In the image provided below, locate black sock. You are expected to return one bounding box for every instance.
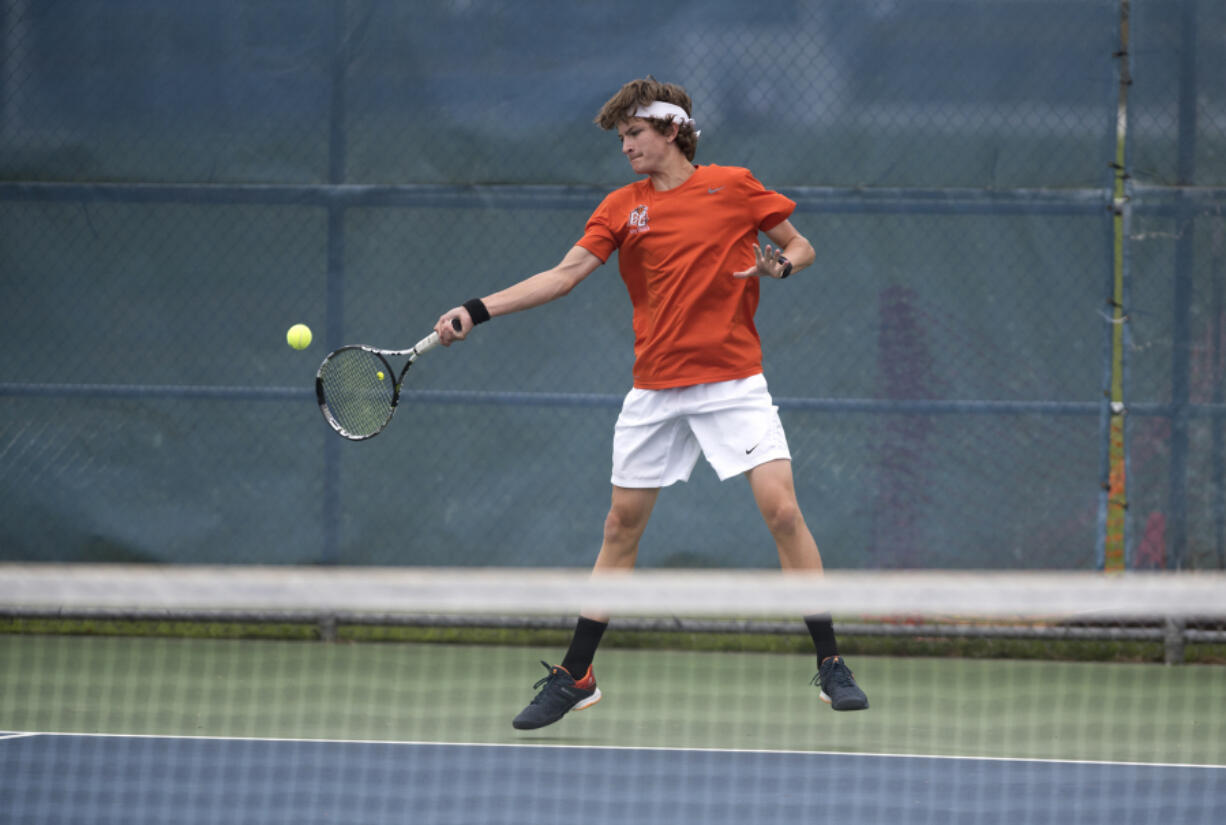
[560,616,608,680]
[804,613,839,665]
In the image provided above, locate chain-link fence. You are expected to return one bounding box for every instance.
[1,0,1223,569]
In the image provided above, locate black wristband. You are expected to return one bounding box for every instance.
[463,298,491,325]
[777,255,793,279]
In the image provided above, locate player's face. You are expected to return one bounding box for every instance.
[618,118,675,175]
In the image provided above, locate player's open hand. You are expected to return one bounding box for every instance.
[732,244,791,280]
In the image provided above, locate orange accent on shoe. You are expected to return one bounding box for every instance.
[572,666,597,690]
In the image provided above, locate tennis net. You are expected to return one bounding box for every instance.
[2,565,1224,825]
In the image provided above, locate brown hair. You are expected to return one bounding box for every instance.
[594,77,699,161]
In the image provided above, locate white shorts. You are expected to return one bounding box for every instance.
[611,374,791,488]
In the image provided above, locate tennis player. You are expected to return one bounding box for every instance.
[435,77,868,729]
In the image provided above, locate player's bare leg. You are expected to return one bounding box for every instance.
[513,486,658,730]
[586,485,660,620]
[745,459,821,572]
[745,459,869,710]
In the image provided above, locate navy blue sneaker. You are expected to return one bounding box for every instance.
[512,661,602,730]
[814,656,869,711]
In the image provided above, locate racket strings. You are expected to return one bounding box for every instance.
[318,349,396,438]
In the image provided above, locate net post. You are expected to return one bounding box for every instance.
[1162,616,1186,665]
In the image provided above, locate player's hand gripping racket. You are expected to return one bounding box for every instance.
[315,318,461,440]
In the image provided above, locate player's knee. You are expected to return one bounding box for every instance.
[603,504,648,546]
[761,498,804,538]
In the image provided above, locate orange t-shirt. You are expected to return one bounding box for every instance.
[577,164,796,389]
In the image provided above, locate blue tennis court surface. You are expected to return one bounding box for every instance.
[4,732,1224,825]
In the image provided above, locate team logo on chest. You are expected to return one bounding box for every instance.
[628,204,650,236]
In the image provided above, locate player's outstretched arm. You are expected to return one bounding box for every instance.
[436,245,603,344]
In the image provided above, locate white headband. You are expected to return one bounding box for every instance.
[633,101,700,137]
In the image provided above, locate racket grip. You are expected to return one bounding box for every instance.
[414,332,442,354]
[416,318,464,355]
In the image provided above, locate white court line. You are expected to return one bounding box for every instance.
[0,732,39,741]
[3,730,1223,772]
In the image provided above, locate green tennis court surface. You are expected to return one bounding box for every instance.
[4,635,1225,824]
[3,636,1223,766]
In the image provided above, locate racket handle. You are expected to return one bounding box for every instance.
[414,332,441,354]
[414,318,463,355]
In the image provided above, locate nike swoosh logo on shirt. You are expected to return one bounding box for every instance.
[708,186,724,194]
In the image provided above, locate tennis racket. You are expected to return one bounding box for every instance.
[315,318,460,441]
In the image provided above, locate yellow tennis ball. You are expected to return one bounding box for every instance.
[377,371,385,381]
[286,323,312,350]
